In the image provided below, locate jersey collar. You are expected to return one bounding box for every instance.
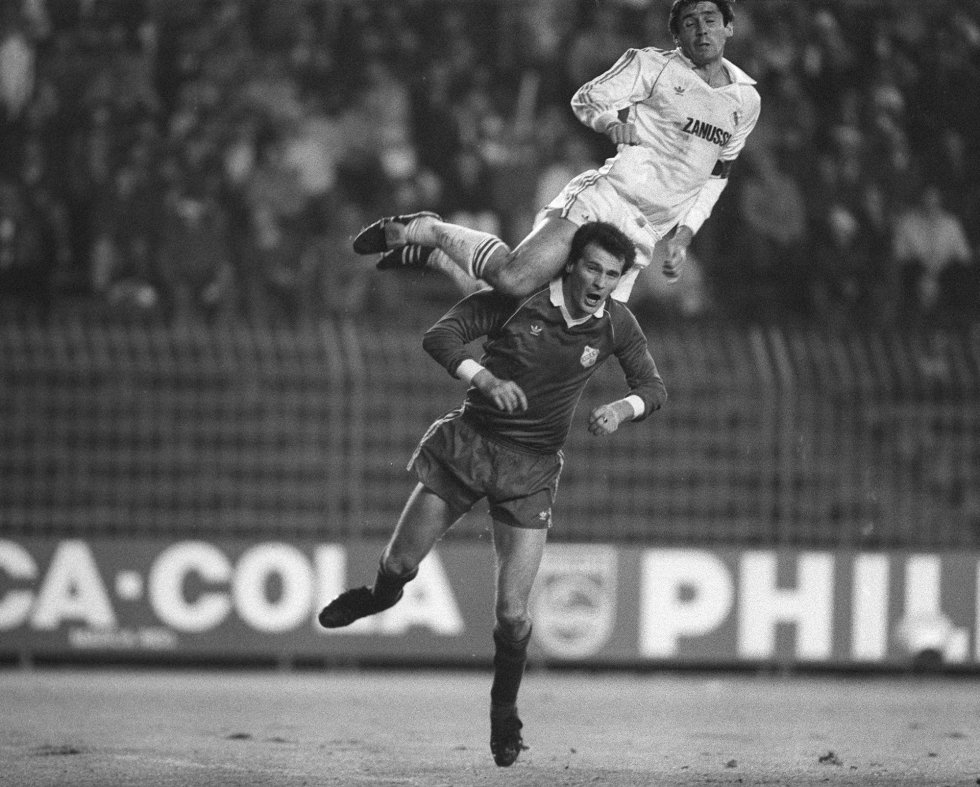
[550,278,604,327]
[673,48,758,86]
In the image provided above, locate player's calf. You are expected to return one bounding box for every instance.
[488,626,532,766]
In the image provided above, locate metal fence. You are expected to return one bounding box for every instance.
[2,314,978,549]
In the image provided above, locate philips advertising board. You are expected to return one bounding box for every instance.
[1,538,978,668]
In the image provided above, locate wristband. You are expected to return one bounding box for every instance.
[614,395,645,420]
[456,359,486,386]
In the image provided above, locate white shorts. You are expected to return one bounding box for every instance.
[540,170,662,302]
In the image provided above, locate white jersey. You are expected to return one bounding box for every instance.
[571,47,761,240]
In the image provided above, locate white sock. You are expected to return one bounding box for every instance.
[416,219,508,279]
[405,216,439,246]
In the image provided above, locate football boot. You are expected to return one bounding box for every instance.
[352,211,441,254]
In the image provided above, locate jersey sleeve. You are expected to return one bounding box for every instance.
[681,84,761,234]
[720,84,761,163]
[421,290,511,378]
[571,48,671,134]
[679,177,727,235]
[610,304,667,421]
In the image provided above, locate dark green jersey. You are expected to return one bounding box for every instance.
[422,281,666,455]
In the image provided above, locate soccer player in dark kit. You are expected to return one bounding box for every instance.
[319,221,667,767]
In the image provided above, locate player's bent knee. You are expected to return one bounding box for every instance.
[489,260,548,299]
[490,232,571,297]
[475,249,540,299]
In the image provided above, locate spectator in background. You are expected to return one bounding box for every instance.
[0,5,36,131]
[498,0,577,106]
[853,181,899,327]
[811,203,873,328]
[156,177,236,326]
[241,128,323,326]
[1,0,978,330]
[316,200,376,321]
[19,131,73,293]
[66,103,119,294]
[736,145,808,320]
[410,60,465,214]
[358,57,417,195]
[95,118,166,307]
[0,175,54,319]
[924,129,980,252]
[563,2,635,89]
[893,185,974,325]
[800,7,857,116]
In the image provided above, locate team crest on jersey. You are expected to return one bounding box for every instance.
[530,322,543,336]
[580,345,599,368]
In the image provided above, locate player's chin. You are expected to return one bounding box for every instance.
[583,293,605,312]
[689,43,718,63]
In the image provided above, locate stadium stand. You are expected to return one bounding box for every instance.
[0,0,978,327]
[1,0,978,553]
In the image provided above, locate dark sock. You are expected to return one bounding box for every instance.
[490,626,532,711]
[372,562,418,604]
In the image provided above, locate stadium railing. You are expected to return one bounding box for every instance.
[1,314,978,550]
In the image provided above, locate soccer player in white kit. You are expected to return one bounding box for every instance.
[354,0,761,303]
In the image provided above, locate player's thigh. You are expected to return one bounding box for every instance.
[382,483,460,573]
[496,216,578,295]
[491,521,548,615]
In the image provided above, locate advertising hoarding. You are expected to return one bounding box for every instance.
[1,538,977,668]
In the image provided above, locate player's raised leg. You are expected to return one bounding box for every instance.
[357,213,578,299]
[487,519,547,766]
[318,484,457,628]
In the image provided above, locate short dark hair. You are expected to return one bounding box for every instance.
[669,0,735,37]
[567,221,637,275]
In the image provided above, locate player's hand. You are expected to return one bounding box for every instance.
[588,401,630,436]
[474,371,528,413]
[663,225,693,283]
[607,121,639,149]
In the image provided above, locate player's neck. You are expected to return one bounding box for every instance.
[693,61,731,88]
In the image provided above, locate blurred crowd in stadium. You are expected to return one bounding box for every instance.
[0,0,978,329]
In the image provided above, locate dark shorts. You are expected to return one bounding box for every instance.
[409,411,563,529]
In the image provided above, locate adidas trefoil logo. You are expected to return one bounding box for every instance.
[674,85,686,95]
[530,323,543,336]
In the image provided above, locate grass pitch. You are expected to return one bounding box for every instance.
[1,668,977,786]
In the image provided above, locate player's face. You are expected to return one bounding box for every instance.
[563,242,625,319]
[674,2,732,66]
